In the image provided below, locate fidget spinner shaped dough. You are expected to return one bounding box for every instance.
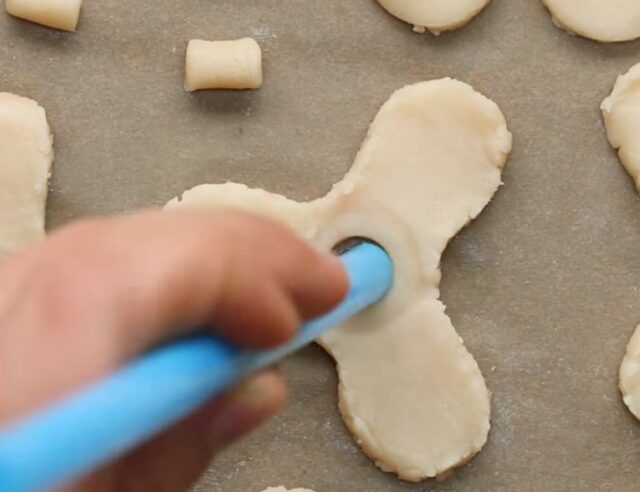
[376,0,491,34]
[168,79,512,481]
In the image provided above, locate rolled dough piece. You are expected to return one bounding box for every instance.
[168,79,512,481]
[542,0,640,43]
[0,93,53,259]
[259,488,315,492]
[184,38,263,92]
[5,0,82,32]
[375,0,491,35]
[602,63,640,419]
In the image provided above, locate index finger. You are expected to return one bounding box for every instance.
[0,208,348,421]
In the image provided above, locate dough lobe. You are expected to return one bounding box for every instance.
[184,38,263,91]
[0,93,53,259]
[376,0,491,34]
[602,63,640,189]
[542,0,640,42]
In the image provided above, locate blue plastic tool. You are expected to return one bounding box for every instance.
[0,242,393,492]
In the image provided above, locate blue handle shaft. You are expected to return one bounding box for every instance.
[0,243,393,492]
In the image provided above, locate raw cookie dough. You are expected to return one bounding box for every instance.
[184,38,263,92]
[0,93,53,259]
[602,62,640,419]
[620,328,640,419]
[168,79,512,481]
[542,0,640,43]
[375,0,491,35]
[5,0,82,32]
[602,63,640,189]
[260,488,315,492]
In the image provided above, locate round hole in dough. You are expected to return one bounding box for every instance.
[542,0,640,43]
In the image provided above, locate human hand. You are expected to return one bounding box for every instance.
[0,209,348,491]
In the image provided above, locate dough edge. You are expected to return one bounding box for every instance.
[377,0,492,35]
[0,92,54,258]
[602,63,640,419]
[542,0,640,43]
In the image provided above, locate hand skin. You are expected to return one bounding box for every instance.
[0,209,348,492]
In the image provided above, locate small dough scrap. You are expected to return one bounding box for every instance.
[375,0,491,35]
[5,0,82,32]
[259,488,315,492]
[168,79,512,481]
[542,0,640,43]
[0,93,53,259]
[603,63,640,419]
[184,38,263,92]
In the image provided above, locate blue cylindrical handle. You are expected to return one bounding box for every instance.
[0,242,393,492]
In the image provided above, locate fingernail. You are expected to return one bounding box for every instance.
[208,372,285,448]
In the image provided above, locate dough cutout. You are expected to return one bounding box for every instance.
[0,93,53,259]
[542,0,640,43]
[5,0,82,32]
[168,79,512,481]
[375,0,491,35]
[602,63,640,419]
[184,38,263,92]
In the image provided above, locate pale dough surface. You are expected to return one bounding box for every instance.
[168,79,512,481]
[259,488,315,492]
[184,38,263,92]
[542,0,640,43]
[5,0,82,32]
[602,63,640,419]
[602,63,640,189]
[375,0,491,35]
[0,93,53,259]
